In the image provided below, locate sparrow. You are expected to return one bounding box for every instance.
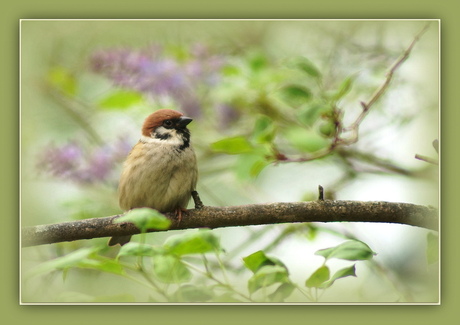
[109,109,198,246]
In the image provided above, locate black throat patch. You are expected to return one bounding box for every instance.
[153,128,190,152]
[154,132,171,141]
[177,128,190,151]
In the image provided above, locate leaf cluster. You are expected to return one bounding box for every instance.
[242,240,375,301]
[208,52,359,179]
[25,234,377,303]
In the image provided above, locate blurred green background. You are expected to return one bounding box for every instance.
[20,20,439,303]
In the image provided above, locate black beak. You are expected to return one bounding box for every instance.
[177,116,193,128]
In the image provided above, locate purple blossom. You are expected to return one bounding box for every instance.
[89,44,227,117]
[216,103,241,128]
[37,138,132,185]
[111,137,133,161]
[37,142,83,179]
[81,147,112,182]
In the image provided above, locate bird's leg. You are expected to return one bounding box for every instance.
[191,190,204,209]
[175,207,187,224]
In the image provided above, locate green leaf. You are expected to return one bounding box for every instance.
[320,265,356,288]
[222,64,241,76]
[243,250,287,273]
[253,115,276,144]
[284,127,329,153]
[26,247,127,278]
[163,229,221,256]
[305,224,319,241]
[117,242,165,258]
[167,44,189,62]
[152,254,191,283]
[235,150,271,180]
[48,66,77,95]
[305,265,330,288]
[247,265,290,294]
[292,57,321,78]
[174,284,214,302]
[78,255,125,275]
[98,90,144,109]
[268,282,296,302]
[211,136,254,154]
[297,103,332,127]
[315,240,376,261]
[332,75,356,101]
[318,121,336,138]
[25,247,96,277]
[249,159,270,178]
[426,232,439,264]
[115,208,171,232]
[280,85,312,107]
[248,52,269,72]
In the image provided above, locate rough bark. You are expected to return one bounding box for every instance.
[21,200,438,247]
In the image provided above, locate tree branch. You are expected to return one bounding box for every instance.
[21,200,438,247]
[274,23,430,164]
[341,23,430,143]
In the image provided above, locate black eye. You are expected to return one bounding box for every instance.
[163,120,173,127]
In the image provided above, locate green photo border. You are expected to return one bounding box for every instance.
[5,0,457,324]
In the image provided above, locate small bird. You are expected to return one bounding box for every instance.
[109,109,198,246]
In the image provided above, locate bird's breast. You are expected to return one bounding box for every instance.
[118,141,197,212]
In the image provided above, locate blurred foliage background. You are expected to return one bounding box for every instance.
[20,20,439,303]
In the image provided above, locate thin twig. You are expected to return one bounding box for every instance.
[342,23,430,141]
[318,185,324,201]
[415,154,439,165]
[276,23,431,163]
[182,260,253,302]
